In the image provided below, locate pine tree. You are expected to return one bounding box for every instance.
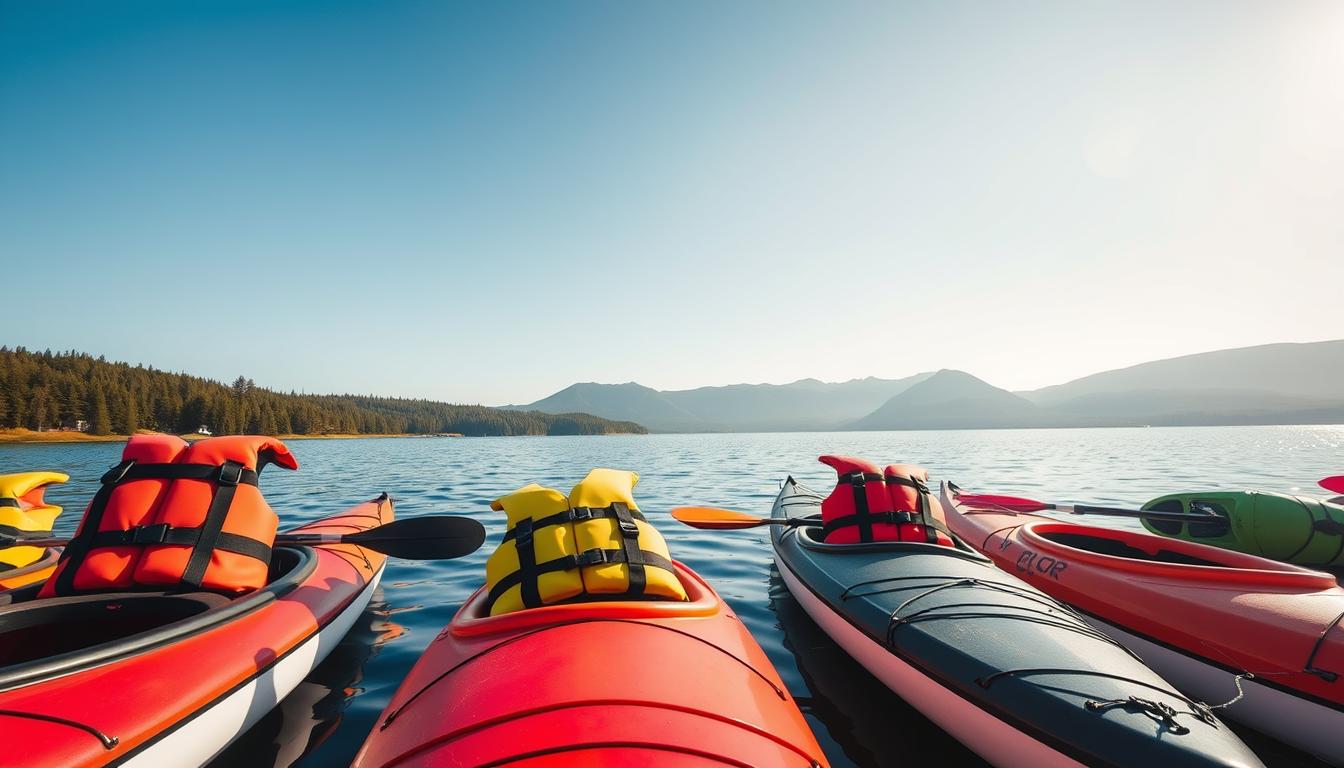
[124,390,140,434]
[90,387,112,435]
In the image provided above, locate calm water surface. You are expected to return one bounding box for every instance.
[4,426,1341,767]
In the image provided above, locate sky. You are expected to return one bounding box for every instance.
[2,1,1341,405]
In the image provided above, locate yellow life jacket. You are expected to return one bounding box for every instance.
[0,471,69,569]
[483,468,687,616]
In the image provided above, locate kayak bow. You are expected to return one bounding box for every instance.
[355,559,828,767]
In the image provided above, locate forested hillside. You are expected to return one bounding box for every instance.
[0,348,645,437]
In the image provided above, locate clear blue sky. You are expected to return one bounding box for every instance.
[3,1,1340,405]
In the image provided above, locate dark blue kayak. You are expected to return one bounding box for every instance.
[770,477,1263,768]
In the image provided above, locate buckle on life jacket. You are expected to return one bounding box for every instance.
[218,461,245,487]
[129,523,172,545]
[101,460,135,485]
[569,506,600,521]
[576,548,613,566]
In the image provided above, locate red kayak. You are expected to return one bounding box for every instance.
[0,495,392,767]
[941,482,1344,765]
[354,559,828,767]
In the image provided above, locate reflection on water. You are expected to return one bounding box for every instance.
[207,588,405,767]
[3,425,1340,767]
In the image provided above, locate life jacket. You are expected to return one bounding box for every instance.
[40,434,297,597]
[818,456,953,546]
[483,468,687,616]
[882,464,953,547]
[0,471,69,569]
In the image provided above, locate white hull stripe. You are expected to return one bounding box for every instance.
[1081,613,1344,766]
[120,565,384,768]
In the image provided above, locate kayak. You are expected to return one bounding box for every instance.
[942,482,1344,765]
[354,558,829,767]
[772,477,1263,768]
[0,546,61,592]
[1140,490,1344,568]
[0,493,393,767]
[0,471,69,591]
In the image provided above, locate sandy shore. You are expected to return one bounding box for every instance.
[0,429,422,444]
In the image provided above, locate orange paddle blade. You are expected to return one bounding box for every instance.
[670,506,772,530]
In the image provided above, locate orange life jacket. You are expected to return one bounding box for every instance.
[41,434,297,597]
[818,455,952,546]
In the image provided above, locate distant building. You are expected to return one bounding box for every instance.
[196,425,213,436]
[75,420,89,433]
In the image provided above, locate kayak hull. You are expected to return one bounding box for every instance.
[354,560,827,768]
[0,495,392,767]
[1083,611,1342,765]
[773,477,1263,768]
[943,482,1344,765]
[774,557,1083,768]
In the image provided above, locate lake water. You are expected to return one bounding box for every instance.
[3,425,1341,767]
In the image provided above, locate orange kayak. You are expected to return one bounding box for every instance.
[354,560,828,767]
[0,547,60,592]
[0,495,392,767]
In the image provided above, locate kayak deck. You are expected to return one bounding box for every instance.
[356,561,827,768]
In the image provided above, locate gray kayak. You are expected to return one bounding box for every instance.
[770,476,1264,768]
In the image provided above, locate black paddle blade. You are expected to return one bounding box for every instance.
[293,515,485,560]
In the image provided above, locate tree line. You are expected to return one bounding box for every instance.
[0,348,647,437]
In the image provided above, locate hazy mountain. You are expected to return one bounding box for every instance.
[512,374,933,432]
[1022,340,1344,424]
[853,370,1053,430]
[516,382,708,432]
[513,339,1344,432]
[661,374,933,431]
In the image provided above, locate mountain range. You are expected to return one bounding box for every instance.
[508,340,1344,432]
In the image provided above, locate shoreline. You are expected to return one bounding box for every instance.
[0,429,435,444]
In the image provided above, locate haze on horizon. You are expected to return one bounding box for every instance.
[3,1,1340,406]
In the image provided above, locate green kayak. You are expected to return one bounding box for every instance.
[1142,490,1344,568]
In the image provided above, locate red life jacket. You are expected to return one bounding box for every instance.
[818,455,953,546]
[41,434,297,597]
[883,464,954,547]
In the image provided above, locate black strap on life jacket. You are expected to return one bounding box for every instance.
[821,471,943,544]
[0,498,20,509]
[485,502,673,613]
[884,472,941,545]
[819,471,883,542]
[51,459,269,596]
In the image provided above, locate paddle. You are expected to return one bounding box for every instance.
[0,515,487,561]
[671,506,817,530]
[946,483,1219,524]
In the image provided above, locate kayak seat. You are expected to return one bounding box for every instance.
[0,591,230,666]
[1037,531,1224,567]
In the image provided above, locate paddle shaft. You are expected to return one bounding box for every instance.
[0,515,486,560]
[947,486,1218,524]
